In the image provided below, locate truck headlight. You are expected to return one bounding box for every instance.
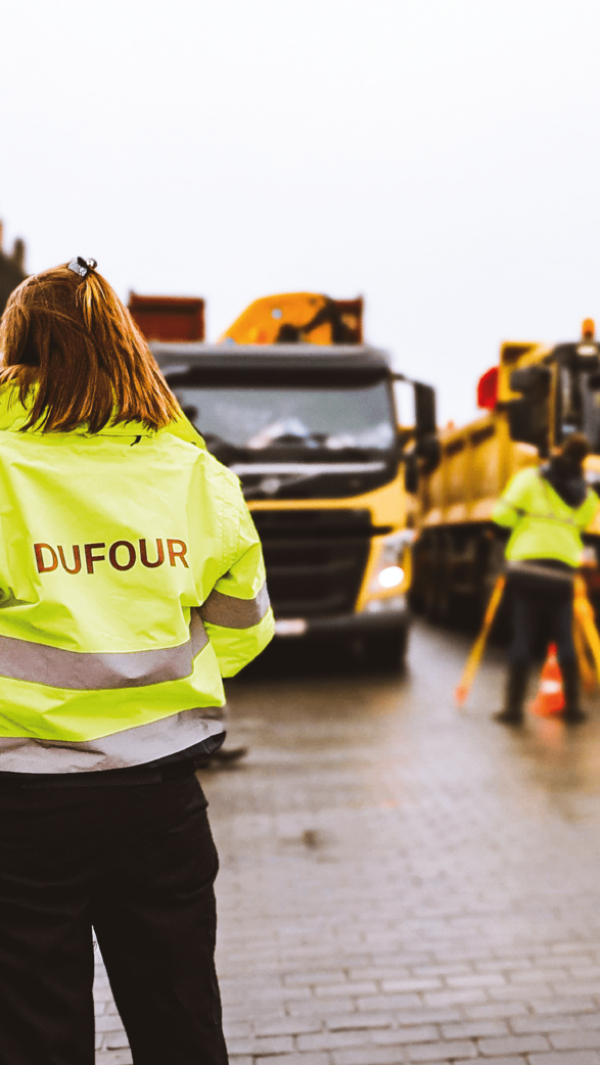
[369,531,413,594]
[378,565,405,589]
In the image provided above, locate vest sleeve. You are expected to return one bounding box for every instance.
[200,489,274,677]
[578,489,600,530]
[492,468,535,529]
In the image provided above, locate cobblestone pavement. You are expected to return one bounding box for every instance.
[96,621,600,1065]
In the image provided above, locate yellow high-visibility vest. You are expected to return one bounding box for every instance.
[493,466,599,567]
[0,384,274,744]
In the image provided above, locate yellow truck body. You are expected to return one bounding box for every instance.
[412,329,600,620]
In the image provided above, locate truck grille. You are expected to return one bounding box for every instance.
[251,509,378,619]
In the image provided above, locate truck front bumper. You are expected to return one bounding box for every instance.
[273,595,409,637]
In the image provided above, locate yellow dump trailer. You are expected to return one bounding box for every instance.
[412,323,600,621]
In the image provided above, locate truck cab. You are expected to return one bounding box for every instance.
[132,292,436,668]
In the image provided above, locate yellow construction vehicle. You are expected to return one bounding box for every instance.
[138,291,437,668]
[220,292,364,346]
[411,320,600,621]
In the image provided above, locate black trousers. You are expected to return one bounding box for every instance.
[0,771,229,1065]
[508,577,576,670]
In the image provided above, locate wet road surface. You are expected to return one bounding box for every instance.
[96,621,600,1064]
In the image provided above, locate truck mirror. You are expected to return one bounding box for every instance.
[414,383,436,436]
[415,434,441,473]
[403,452,419,494]
[507,393,550,452]
[509,365,549,394]
[507,365,550,453]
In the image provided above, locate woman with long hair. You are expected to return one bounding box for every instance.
[0,258,274,1064]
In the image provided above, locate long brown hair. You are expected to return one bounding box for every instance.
[0,263,180,433]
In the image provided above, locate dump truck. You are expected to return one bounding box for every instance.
[130,291,438,667]
[411,320,600,621]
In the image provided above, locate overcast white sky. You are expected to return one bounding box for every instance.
[2,0,599,424]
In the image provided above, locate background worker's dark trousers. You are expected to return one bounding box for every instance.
[0,772,229,1065]
[506,580,579,716]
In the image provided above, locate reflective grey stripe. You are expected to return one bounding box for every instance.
[231,462,386,475]
[0,707,226,773]
[0,610,208,690]
[200,582,270,629]
[506,561,576,583]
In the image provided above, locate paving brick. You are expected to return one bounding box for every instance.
[529,999,598,1015]
[477,1035,550,1054]
[349,967,412,981]
[371,1027,440,1045]
[254,1016,324,1036]
[406,1040,477,1061]
[298,1030,371,1051]
[395,1009,463,1026]
[454,1058,525,1065]
[285,970,348,986]
[267,1055,331,1065]
[93,985,114,1003]
[447,973,507,989]
[510,1016,581,1034]
[529,1053,600,1065]
[412,964,473,979]
[422,989,487,1008]
[229,1034,296,1055]
[553,983,600,998]
[550,1033,600,1052]
[315,982,378,998]
[486,983,554,1001]
[223,1020,253,1039]
[288,997,356,1016]
[380,979,442,993]
[441,1021,509,1039]
[103,1033,130,1050]
[96,1015,124,1033]
[454,1059,524,1065]
[475,960,532,974]
[508,970,569,985]
[327,1013,394,1031]
[356,994,422,1011]
[332,1049,408,1065]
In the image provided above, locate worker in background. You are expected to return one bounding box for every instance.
[0,259,274,1064]
[492,433,599,725]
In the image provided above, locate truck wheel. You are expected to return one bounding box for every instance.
[364,627,408,672]
[424,575,452,624]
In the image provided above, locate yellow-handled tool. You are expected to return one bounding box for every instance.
[573,575,600,684]
[573,616,596,693]
[455,575,506,707]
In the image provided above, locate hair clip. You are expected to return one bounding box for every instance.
[68,257,98,278]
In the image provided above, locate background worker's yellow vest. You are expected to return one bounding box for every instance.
[0,386,273,742]
[493,466,599,566]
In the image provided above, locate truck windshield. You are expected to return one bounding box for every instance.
[172,382,396,455]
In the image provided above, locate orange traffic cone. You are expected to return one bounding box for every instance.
[530,644,565,716]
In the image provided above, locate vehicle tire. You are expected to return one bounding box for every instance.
[364,626,408,672]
